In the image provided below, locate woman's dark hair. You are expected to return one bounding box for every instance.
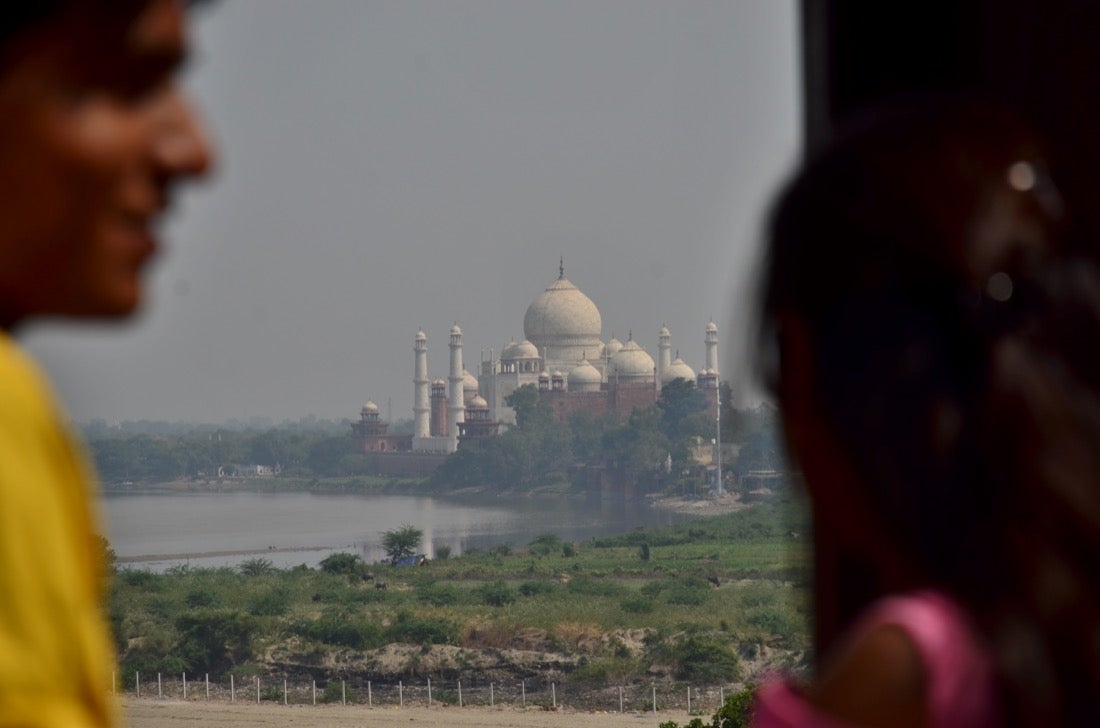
[760,98,1100,725]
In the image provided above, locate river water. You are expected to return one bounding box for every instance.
[100,491,693,571]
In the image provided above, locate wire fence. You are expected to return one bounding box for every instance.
[117,671,741,715]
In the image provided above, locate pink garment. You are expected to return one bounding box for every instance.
[754,591,997,728]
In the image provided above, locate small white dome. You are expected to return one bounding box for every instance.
[659,326,670,337]
[605,338,623,357]
[415,330,427,341]
[706,321,718,333]
[661,357,696,385]
[611,340,656,378]
[568,358,602,387]
[451,324,462,336]
[467,394,488,409]
[433,378,447,386]
[502,339,539,360]
[538,371,550,380]
[462,370,479,391]
[361,401,379,413]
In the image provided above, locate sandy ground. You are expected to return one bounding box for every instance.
[121,698,689,727]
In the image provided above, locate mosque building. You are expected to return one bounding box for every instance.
[353,262,720,459]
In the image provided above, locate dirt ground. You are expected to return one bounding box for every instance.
[121,698,690,727]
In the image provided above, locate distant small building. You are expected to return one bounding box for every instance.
[352,400,412,453]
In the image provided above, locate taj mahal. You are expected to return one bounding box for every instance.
[353,261,719,459]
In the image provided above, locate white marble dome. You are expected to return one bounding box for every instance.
[361,400,379,414]
[523,275,602,358]
[661,357,696,385]
[604,337,623,357]
[467,394,488,409]
[568,358,602,391]
[610,340,656,379]
[462,370,479,391]
[502,339,539,360]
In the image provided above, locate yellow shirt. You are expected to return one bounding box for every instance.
[0,334,115,727]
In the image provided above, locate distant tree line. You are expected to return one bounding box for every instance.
[84,422,366,484]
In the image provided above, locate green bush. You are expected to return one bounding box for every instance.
[386,613,457,645]
[518,580,555,597]
[418,584,460,606]
[620,596,655,614]
[528,533,563,557]
[174,610,257,676]
[184,587,223,608]
[479,580,517,607]
[248,587,290,616]
[319,552,365,576]
[294,618,383,649]
[239,558,277,577]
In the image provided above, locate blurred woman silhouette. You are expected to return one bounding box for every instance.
[755,98,1100,726]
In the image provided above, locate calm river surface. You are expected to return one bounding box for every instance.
[100,492,694,571]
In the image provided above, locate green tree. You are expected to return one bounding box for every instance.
[382,524,422,564]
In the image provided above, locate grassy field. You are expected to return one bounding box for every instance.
[110,495,810,701]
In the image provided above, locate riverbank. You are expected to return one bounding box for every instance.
[102,476,755,518]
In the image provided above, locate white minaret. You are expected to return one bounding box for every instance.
[413,330,430,440]
[705,321,719,375]
[657,326,671,386]
[447,324,465,452]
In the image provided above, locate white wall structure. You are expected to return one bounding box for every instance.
[705,321,719,374]
[413,330,430,440]
[447,325,465,454]
[657,326,671,388]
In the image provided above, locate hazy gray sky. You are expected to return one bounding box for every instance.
[25,0,800,424]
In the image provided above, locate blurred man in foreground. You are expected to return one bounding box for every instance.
[0,1,212,724]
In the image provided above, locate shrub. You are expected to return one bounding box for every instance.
[174,610,257,676]
[528,533,563,557]
[434,545,452,560]
[674,633,740,683]
[479,580,516,607]
[418,584,460,606]
[620,596,655,614]
[294,618,383,649]
[239,558,277,577]
[561,543,576,558]
[319,552,364,576]
[185,587,223,608]
[248,587,290,616]
[518,580,555,597]
[387,613,457,645]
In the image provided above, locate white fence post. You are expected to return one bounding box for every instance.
[368,680,372,707]
[652,685,657,713]
[521,680,526,708]
[183,672,187,700]
[687,686,691,714]
[720,686,725,705]
[136,671,140,697]
[205,674,209,700]
[427,677,432,706]
[342,680,346,706]
[458,680,462,708]
[230,675,235,703]
[283,678,287,705]
[490,682,494,707]
[619,686,624,713]
[157,673,162,699]
[255,676,260,704]
[552,682,556,709]
[399,680,403,708]
[312,680,316,705]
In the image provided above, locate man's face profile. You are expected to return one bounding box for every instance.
[0,0,212,329]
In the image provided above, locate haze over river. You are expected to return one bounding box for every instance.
[100,492,694,571]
